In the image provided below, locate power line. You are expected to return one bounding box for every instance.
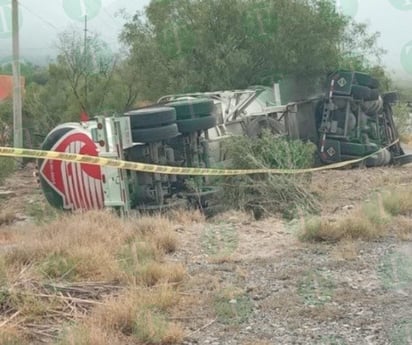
[17,0,61,31]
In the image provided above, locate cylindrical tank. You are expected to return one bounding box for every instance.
[361,97,383,116]
[365,148,392,167]
[38,123,104,211]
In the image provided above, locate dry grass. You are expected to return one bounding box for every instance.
[74,286,184,345]
[211,210,254,224]
[300,210,387,243]
[0,228,15,245]
[331,239,360,261]
[138,262,186,287]
[167,208,205,225]
[5,211,133,282]
[0,211,186,344]
[391,216,412,241]
[0,209,17,227]
[382,188,412,216]
[399,133,412,144]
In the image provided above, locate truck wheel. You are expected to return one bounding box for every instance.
[354,72,380,89]
[382,92,399,104]
[132,123,180,143]
[176,115,216,133]
[166,99,214,120]
[125,107,176,129]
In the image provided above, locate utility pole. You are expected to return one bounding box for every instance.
[12,0,22,153]
[83,14,88,113]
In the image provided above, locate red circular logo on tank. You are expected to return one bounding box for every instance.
[40,130,104,210]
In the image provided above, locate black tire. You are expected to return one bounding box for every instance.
[351,85,379,101]
[354,72,379,89]
[125,107,176,129]
[382,92,399,104]
[177,115,216,133]
[132,124,180,143]
[166,99,214,120]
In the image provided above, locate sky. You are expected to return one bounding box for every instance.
[0,0,411,81]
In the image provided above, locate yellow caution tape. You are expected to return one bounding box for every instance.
[0,141,400,176]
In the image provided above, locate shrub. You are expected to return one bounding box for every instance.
[382,188,412,216]
[0,157,15,185]
[219,130,318,218]
[392,102,411,136]
[300,210,387,243]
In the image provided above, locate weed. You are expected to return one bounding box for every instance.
[118,240,157,275]
[57,324,122,345]
[0,210,17,226]
[138,262,186,287]
[392,216,412,240]
[0,157,15,185]
[298,269,336,306]
[89,288,182,344]
[213,286,253,325]
[378,250,412,290]
[39,253,79,280]
[168,208,205,225]
[300,209,386,243]
[382,188,412,216]
[201,223,239,258]
[331,239,359,261]
[0,328,27,345]
[25,201,60,224]
[220,131,318,218]
[0,211,186,343]
[133,309,183,344]
[393,102,411,136]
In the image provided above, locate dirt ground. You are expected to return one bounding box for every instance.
[1,165,412,344]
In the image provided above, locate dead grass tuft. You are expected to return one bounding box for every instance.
[0,228,15,245]
[391,216,412,240]
[153,230,178,254]
[211,210,253,224]
[0,210,17,227]
[139,262,186,287]
[57,324,123,345]
[133,215,175,235]
[331,239,359,261]
[0,211,186,343]
[132,215,179,254]
[0,327,27,345]
[382,188,412,216]
[167,208,205,225]
[88,287,183,344]
[5,210,135,282]
[300,210,386,243]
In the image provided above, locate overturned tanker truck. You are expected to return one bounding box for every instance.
[38,70,412,212]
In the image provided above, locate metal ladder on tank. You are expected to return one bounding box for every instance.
[94,115,133,216]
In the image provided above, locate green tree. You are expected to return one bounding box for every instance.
[121,0,386,101]
[22,30,143,143]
